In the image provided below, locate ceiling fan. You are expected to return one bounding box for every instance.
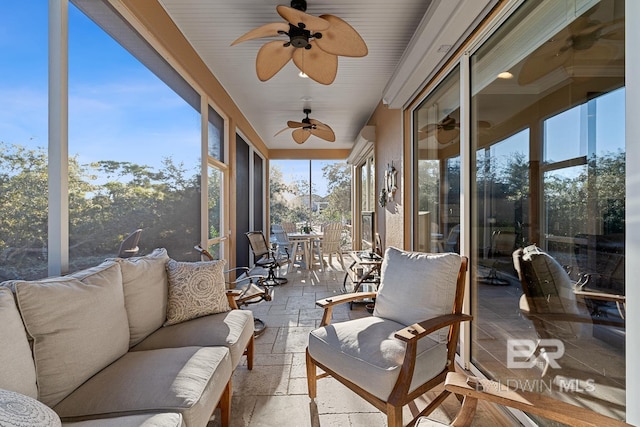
[419,115,490,144]
[274,109,335,144]
[518,6,624,86]
[231,0,368,85]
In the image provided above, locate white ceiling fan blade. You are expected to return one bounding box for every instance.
[256,41,294,81]
[231,22,290,46]
[292,128,311,144]
[315,14,368,57]
[292,41,338,85]
[276,5,330,31]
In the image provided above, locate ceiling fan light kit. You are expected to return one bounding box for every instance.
[231,0,368,85]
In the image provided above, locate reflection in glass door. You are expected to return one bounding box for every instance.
[414,65,461,255]
[469,0,625,422]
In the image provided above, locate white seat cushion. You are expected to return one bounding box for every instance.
[112,248,170,347]
[308,316,447,401]
[63,412,183,427]
[374,248,461,343]
[0,287,38,398]
[11,261,130,407]
[131,309,254,369]
[54,346,231,427]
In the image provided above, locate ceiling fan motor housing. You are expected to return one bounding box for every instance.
[291,0,307,12]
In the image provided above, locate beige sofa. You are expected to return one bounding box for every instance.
[0,248,254,427]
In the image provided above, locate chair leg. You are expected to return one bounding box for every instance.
[306,349,317,399]
[217,379,231,427]
[245,334,254,370]
[386,403,403,427]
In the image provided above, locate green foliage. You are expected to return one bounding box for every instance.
[0,142,200,280]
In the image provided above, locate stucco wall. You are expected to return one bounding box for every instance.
[368,101,405,251]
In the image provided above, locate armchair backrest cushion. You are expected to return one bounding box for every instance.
[0,288,38,398]
[374,247,462,342]
[518,245,579,314]
[11,260,129,407]
[112,248,170,347]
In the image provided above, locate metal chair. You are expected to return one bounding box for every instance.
[246,231,288,285]
[117,229,142,258]
[194,245,270,337]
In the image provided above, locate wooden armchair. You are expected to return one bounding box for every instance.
[306,248,471,427]
[415,372,631,427]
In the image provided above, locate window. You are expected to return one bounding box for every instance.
[470,0,625,422]
[68,2,202,271]
[413,65,461,254]
[207,105,226,259]
[270,159,351,246]
[0,3,49,280]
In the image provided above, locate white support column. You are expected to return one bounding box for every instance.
[625,0,639,424]
[48,0,69,276]
[458,52,472,369]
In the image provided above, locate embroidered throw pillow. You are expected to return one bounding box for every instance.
[164,259,230,326]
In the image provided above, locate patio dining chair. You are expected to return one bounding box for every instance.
[246,231,288,285]
[319,222,345,269]
[307,247,471,427]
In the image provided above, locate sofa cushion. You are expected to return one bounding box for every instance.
[113,248,170,347]
[132,309,254,368]
[0,287,38,399]
[12,261,130,407]
[164,259,231,326]
[308,316,447,401]
[63,412,183,427]
[54,346,231,427]
[374,247,461,342]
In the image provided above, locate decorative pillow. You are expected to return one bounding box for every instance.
[0,287,38,399]
[112,248,170,347]
[373,247,461,343]
[164,259,230,326]
[12,261,129,407]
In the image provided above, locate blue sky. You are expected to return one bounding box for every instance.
[1,3,200,176]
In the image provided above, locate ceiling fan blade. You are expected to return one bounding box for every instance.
[256,41,294,81]
[276,5,330,31]
[292,41,338,85]
[436,128,460,145]
[287,120,306,128]
[420,123,438,133]
[292,128,311,144]
[517,44,570,85]
[274,127,291,137]
[315,14,368,57]
[308,119,330,131]
[231,22,290,46]
[309,119,335,142]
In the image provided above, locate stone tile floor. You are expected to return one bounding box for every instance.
[209,256,516,426]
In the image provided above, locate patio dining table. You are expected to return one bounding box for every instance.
[287,232,323,271]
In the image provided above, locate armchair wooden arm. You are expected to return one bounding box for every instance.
[395,313,473,342]
[442,372,631,427]
[316,291,378,326]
